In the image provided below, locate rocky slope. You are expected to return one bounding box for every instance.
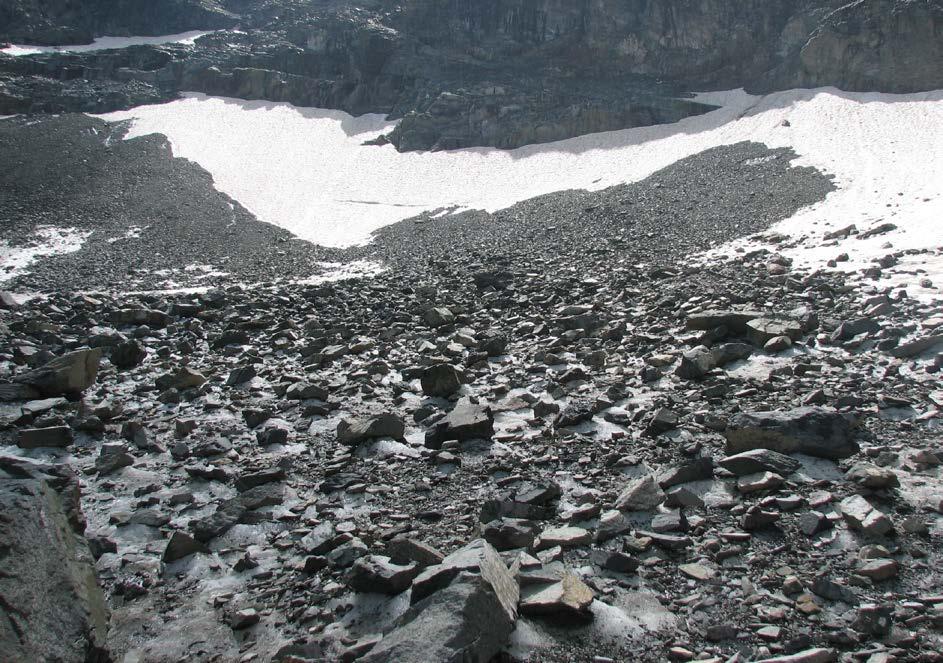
[2,112,942,661]
[1,0,941,150]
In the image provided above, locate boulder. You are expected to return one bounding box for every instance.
[110,340,147,369]
[425,399,494,449]
[839,495,893,537]
[725,407,857,459]
[613,474,665,511]
[360,573,513,663]
[17,425,73,449]
[746,318,803,346]
[421,363,462,397]
[108,308,170,328]
[155,367,206,392]
[13,348,102,397]
[348,555,420,595]
[162,531,209,562]
[718,449,801,476]
[337,413,405,445]
[424,307,455,327]
[519,573,594,621]
[685,309,765,334]
[675,345,716,379]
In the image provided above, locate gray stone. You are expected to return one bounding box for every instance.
[845,462,899,489]
[361,573,513,663]
[675,345,715,380]
[385,537,445,567]
[337,413,406,445]
[410,539,495,604]
[111,339,147,369]
[839,495,893,537]
[425,399,494,449]
[613,474,665,511]
[725,407,858,459]
[424,307,455,327]
[483,518,540,551]
[746,317,803,346]
[95,443,133,475]
[686,309,765,334]
[519,573,594,621]
[718,449,801,476]
[17,425,73,449]
[348,555,420,595]
[108,307,169,328]
[13,348,102,397]
[421,363,462,397]
[155,367,206,392]
[162,531,208,562]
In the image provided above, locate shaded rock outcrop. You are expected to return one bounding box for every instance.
[1,0,940,150]
[0,457,110,662]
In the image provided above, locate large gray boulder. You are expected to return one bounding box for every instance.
[11,348,102,397]
[0,459,110,662]
[361,572,514,663]
[725,407,858,459]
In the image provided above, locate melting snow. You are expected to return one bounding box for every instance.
[0,226,91,284]
[1,31,213,56]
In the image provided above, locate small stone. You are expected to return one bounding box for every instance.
[839,495,893,537]
[519,573,594,620]
[230,608,260,630]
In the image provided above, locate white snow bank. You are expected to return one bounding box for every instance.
[1,30,212,56]
[98,88,943,283]
[0,226,91,284]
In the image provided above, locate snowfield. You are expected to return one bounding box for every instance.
[0,31,213,56]
[96,88,941,291]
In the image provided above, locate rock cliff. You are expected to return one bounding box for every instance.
[1,0,940,149]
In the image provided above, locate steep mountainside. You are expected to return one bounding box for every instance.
[1,0,940,149]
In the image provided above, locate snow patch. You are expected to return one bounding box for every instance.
[0,226,91,284]
[96,88,943,292]
[1,30,213,56]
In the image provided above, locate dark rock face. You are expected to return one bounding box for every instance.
[0,0,237,45]
[0,459,110,662]
[1,0,939,150]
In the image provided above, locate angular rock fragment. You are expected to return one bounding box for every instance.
[17,425,73,449]
[613,474,665,511]
[13,348,102,397]
[361,573,513,663]
[839,495,893,537]
[725,407,857,459]
[425,399,494,449]
[519,573,594,621]
[162,531,208,562]
[348,555,420,595]
[337,413,405,445]
[421,363,462,397]
[718,449,801,476]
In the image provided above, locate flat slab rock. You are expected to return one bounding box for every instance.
[725,407,858,459]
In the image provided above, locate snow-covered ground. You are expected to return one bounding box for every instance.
[1,30,212,56]
[0,226,90,284]
[98,89,943,295]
